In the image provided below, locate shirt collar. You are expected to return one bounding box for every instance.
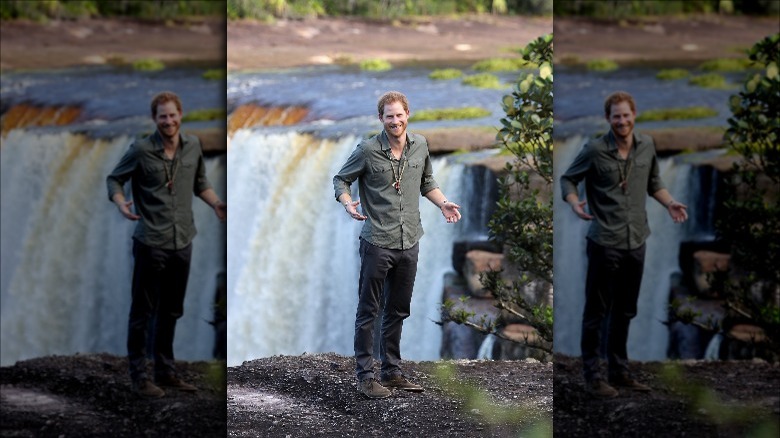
[379,129,414,152]
[151,130,187,153]
[606,129,641,152]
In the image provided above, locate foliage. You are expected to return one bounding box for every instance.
[636,107,718,122]
[656,68,690,80]
[699,57,753,72]
[585,58,618,72]
[471,57,535,72]
[410,107,491,122]
[461,73,504,89]
[689,73,730,89]
[182,108,227,122]
[225,0,553,19]
[203,69,227,80]
[440,34,554,355]
[132,58,165,72]
[1,0,225,20]
[358,58,392,71]
[671,34,780,360]
[554,0,779,17]
[432,363,552,437]
[429,68,463,80]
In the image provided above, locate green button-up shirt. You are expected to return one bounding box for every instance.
[560,130,666,250]
[334,130,439,250]
[107,130,213,250]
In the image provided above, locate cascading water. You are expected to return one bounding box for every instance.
[553,135,695,360]
[226,130,492,366]
[1,129,226,366]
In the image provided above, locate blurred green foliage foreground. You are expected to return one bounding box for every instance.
[0,0,225,21]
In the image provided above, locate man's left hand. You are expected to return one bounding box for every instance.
[214,201,227,222]
[667,200,688,224]
[441,201,462,224]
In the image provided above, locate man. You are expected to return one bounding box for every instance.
[333,91,462,399]
[560,91,688,398]
[107,91,226,398]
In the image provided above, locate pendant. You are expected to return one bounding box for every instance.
[393,180,402,195]
[167,180,175,195]
[619,180,627,194]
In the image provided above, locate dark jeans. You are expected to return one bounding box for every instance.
[354,238,419,381]
[128,240,192,382]
[581,239,646,382]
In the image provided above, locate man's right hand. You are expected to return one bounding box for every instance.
[570,199,594,221]
[345,200,367,221]
[117,200,141,221]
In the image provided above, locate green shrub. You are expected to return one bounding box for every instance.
[182,108,226,122]
[132,58,164,72]
[689,73,730,89]
[699,58,752,72]
[410,107,491,121]
[656,69,690,80]
[203,69,226,80]
[636,107,718,122]
[471,57,534,72]
[429,69,463,80]
[462,73,504,89]
[586,58,618,72]
[359,58,392,71]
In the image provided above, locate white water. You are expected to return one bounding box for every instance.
[227,130,473,366]
[553,136,692,360]
[1,130,226,366]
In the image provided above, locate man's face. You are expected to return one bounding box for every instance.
[155,101,182,141]
[380,101,409,140]
[607,100,635,141]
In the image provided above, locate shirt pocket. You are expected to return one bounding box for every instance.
[370,161,394,186]
[595,162,621,187]
[141,162,167,187]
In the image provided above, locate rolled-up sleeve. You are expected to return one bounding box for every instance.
[193,151,213,194]
[333,144,366,201]
[646,151,666,195]
[560,143,591,201]
[420,152,439,195]
[106,143,137,201]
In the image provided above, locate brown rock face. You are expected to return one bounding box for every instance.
[692,250,731,295]
[1,104,82,135]
[463,250,504,298]
[227,104,309,135]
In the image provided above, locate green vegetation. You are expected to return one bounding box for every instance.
[471,57,534,72]
[226,0,552,20]
[203,69,227,80]
[429,68,463,80]
[656,68,690,80]
[182,108,226,122]
[132,58,165,72]
[636,107,718,122]
[359,58,392,72]
[699,58,753,72]
[689,73,730,89]
[410,107,491,122]
[555,0,779,17]
[586,59,619,72]
[1,0,224,20]
[462,73,504,89]
[441,34,554,358]
[670,34,780,362]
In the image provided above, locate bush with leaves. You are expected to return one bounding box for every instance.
[671,34,779,360]
[441,34,553,355]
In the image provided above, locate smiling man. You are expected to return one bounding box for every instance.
[561,91,688,398]
[333,91,461,399]
[107,91,226,398]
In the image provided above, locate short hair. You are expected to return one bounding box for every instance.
[604,91,636,117]
[377,91,409,117]
[150,91,182,118]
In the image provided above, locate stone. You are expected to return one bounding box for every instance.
[463,250,504,297]
[692,250,730,295]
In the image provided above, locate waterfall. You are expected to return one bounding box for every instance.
[0,129,226,366]
[553,135,693,360]
[227,130,477,366]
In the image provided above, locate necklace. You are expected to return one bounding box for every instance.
[389,147,407,196]
[617,155,632,194]
[163,155,179,195]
